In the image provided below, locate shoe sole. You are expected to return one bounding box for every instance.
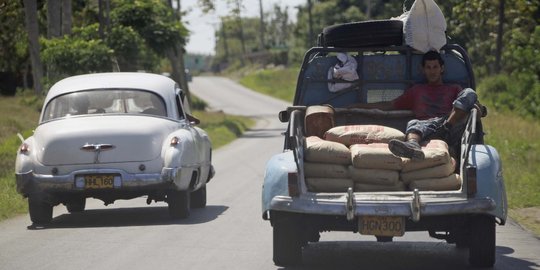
[388,140,425,160]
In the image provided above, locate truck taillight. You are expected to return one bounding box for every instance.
[467,165,477,197]
[288,172,300,197]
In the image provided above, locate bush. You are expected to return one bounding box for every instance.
[477,73,540,119]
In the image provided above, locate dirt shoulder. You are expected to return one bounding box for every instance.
[510,207,540,238]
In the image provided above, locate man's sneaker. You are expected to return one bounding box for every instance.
[388,139,425,160]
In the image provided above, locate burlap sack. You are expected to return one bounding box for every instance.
[354,181,406,192]
[304,136,351,164]
[350,143,403,170]
[401,140,451,172]
[401,158,456,184]
[349,166,399,186]
[305,162,350,178]
[408,173,462,191]
[324,125,405,146]
[306,177,354,192]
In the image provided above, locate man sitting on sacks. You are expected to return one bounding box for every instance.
[349,50,483,160]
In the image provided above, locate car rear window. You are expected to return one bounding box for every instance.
[42,89,167,121]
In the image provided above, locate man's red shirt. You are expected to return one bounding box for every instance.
[392,84,462,120]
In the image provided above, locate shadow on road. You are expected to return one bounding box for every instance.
[27,205,228,230]
[275,241,538,270]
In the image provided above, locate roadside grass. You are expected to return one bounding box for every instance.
[0,94,253,222]
[241,67,540,236]
[239,67,298,103]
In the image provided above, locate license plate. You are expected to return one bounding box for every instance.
[84,174,114,189]
[359,216,405,237]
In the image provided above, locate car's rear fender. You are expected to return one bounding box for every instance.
[468,144,507,224]
[262,151,297,215]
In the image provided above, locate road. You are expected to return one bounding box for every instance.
[1,76,539,270]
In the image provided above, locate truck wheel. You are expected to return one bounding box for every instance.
[191,186,207,208]
[66,198,86,213]
[273,213,303,266]
[468,215,496,267]
[168,190,190,219]
[319,20,403,48]
[29,195,53,224]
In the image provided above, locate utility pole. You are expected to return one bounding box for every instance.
[495,0,505,74]
[258,0,265,51]
[307,0,314,46]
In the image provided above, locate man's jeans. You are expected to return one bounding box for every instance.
[405,88,478,145]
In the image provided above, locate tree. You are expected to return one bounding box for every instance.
[47,0,61,38]
[62,0,72,35]
[23,0,44,95]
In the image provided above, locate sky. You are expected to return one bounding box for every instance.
[182,0,307,55]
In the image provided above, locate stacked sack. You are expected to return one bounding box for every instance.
[324,125,407,192]
[304,136,353,192]
[400,140,461,191]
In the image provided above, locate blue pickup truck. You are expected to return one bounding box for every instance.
[262,20,507,268]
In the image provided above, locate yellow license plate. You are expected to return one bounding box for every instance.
[359,216,405,237]
[84,175,114,189]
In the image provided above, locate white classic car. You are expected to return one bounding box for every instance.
[15,72,214,224]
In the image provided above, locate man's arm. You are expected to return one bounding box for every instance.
[347,100,395,110]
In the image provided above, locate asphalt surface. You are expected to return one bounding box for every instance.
[0,76,539,270]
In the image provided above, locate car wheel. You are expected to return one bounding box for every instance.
[29,195,53,224]
[273,212,303,267]
[468,215,496,267]
[319,20,403,48]
[190,186,207,208]
[66,198,86,213]
[168,190,190,219]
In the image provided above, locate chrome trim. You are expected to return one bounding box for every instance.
[346,187,355,221]
[270,195,496,217]
[80,143,116,164]
[411,189,421,222]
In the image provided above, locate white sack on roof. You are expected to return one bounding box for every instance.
[327,53,359,93]
[394,0,447,52]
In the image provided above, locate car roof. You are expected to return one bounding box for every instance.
[44,72,178,104]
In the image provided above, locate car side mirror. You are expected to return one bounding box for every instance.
[278,110,290,122]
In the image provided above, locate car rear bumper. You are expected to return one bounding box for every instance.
[16,167,187,196]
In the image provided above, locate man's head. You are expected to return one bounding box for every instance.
[422,51,444,85]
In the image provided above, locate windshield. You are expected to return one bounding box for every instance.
[42,89,167,122]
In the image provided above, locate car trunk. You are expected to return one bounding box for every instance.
[35,115,175,166]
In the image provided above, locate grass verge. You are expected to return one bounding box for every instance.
[0,94,253,222]
[239,66,298,103]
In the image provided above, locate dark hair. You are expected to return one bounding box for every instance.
[422,51,444,67]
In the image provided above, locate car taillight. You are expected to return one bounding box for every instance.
[288,172,300,197]
[466,165,477,197]
[170,136,180,146]
[19,143,29,153]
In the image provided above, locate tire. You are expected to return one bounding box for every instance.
[28,195,53,224]
[453,229,470,248]
[469,215,496,267]
[273,213,303,267]
[319,20,403,48]
[66,198,86,213]
[190,186,207,208]
[168,190,190,219]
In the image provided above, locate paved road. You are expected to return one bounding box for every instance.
[1,76,539,270]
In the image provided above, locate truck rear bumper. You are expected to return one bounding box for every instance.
[269,195,496,218]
